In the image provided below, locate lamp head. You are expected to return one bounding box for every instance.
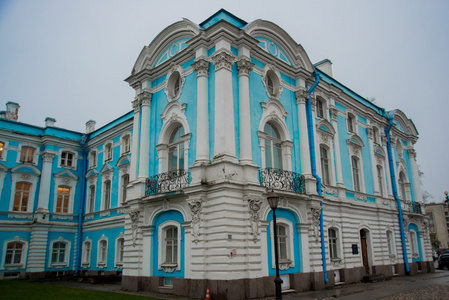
[267,190,279,209]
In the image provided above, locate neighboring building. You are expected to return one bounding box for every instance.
[425,203,449,250]
[0,9,432,299]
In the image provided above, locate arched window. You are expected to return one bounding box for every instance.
[165,226,178,264]
[116,237,124,267]
[377,165,384,196]
[168,125,185,171]
[320,146,330,185]
[82,240,91,266]
[264,69,281,99]
[352,157,361,192]
[167,71,182,100]
[264,122,283,169]
[56,186,70,213]
[410,230,418,256]
[13,182,31,212]
[399,172,407,201]
[98,239,108,266]
[328,228,339,259]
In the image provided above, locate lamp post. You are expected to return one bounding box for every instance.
[267,190,283,300]
[444,191,449,207]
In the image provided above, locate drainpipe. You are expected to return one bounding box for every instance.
[305,72,328,283]
[385,111,410,275]
[75,134,88,276]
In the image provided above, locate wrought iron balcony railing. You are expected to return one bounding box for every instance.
[258,168,305,193]
[404,201,422,214]
[146,169,191,196]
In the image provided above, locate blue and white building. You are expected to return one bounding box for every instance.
[0,10,432,299]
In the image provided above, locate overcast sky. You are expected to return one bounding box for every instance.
[1,0,448,202]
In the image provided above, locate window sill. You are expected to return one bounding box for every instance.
[4,264,23,270]
[97,262,107,269]
[160,263,178,273]
[50,263,68,269]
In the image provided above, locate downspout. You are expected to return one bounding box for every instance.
[305,72,328,283]
[385,112,410,275]
[75,134,88,276]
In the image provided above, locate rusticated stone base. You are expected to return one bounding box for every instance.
[122,264,434,300]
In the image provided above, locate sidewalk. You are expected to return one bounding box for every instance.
[286,270,449,300]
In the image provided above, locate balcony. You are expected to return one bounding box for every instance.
[404,201,422,214]
[146,169,191,196]
[258,168,305,193]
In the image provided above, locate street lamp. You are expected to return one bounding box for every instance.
[444,191,449,207]
[267,190,283,300]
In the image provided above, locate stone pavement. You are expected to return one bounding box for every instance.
[286,270,449,300]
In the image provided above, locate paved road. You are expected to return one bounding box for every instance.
[287,270,449,300]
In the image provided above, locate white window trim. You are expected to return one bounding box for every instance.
[386,229,396,259]
[58,149,78,170]
[316,120,336,186]
[315,95,329,120]
[53,170,78,214]
[409,229,419,259]
[120,133,132,155]
[347,135,366,193]
[1,236,29,271]
[97,235,108,268]
[103,141,114,163]
[118,163,130,206]
[100,164,114,211]
[48,237,71,269]
[0,163,8,201]
[0,140,8,162]
[376,165,386,197]
[81,237,92,268]
[346,111,358,135]
[258,99,293,171]
[158,220,182,273]
[164,65,185,102]
[17,144,39,165]
[85,170,98,213]
[9,165,41,212]
[157,101,191,173]
[398,169,411,202]
[328,226,343,263]
[115,233,125,268]
[269,218,295,270]
[89,150,97,169]
[262,66,283,100]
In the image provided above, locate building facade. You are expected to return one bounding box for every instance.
[0,10,432,299]
[425,203,449,250]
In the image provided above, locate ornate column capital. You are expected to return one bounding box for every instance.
[295,88,308,105]
[42,152,55,163]
[132,98,141,113]
[236,58,254,77]
[212,51,235,72]
[329,105,338,122]
[408,148,417,159]
[137,90,152,107]
[192,58,210,78]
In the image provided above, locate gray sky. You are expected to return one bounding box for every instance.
[1,0,448,203]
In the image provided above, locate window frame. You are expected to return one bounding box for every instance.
[9,165,40,213]
[59,150,77,169]
[89,150,97,168]
[52,169,78,214]
[12,182,32,212]
[263,122,283,170]
[18,145,37,164]
[1,237,29,271]
[158,221,182,272]
[121,134,131,155]
[168,125,186,172]
[55,185,71,213]
[320,146,330,185]
[104,143,113,162]
[115,235,125,268]
[263,68,282,100]
[103,180,111,211]
[351,156,361,192]
[97,236,108,268]
[347,113,357,134]
[269,218,295,269]
[327,227,343,262]
[81,238,92,268]
[48,237,71,268]
[377,165,385,197]
[386,229,396,258]
[409,229,419,257]
[0,140,7,161]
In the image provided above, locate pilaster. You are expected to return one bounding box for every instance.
[36,151,54,215]
[137,91,152,178]
[130,97,141,181]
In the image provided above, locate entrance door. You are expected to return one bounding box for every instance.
[360,229,370,274]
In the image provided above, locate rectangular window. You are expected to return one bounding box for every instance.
[0,142,4,159]
[20,146,35,163]
[83,242,91,264]
[90,151,97,168]
[348,115,354,133]
[328,229,338,259]
[99,240,107,263]
[5,242,23,264]
[104,181,111,210]
[320,147,330,185]
[165,227,178,263]
[123,136,130,153]
[105,144,112,161]
[352,157,361,192]
[117,238,124,264]
[122,174,129,204]
[56,186,70,213]
[377,166,384,196]
[51,242,66,263]
[13,182,31,211]
[317,100,324,118]
[88,185,95,213]
[277,225,288,261]
[61,151,74,167]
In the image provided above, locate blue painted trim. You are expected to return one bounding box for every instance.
[305,72,328,284]
[385,112,410,275]
[75,134,88,275]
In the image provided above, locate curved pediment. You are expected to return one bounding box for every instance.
[347,134,365,148]
[245,19,314,71]
[11,164,41,175]
[116,154,131,167]
[132,18,200,74]
[316,119,335,135]
[54,169,78,179]
[387,109,419,137]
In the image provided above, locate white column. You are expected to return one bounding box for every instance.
[138,91,152,178]
[236,57,255,165]
[367,124,379,195]
[330,105,344,187]
[130,98,141,181]
[295,90,311,175]
[390,139,399,194]
[382,136,393,197]
[408,148,423,202]
[212,48,237,163]
[36,151,54,213]
[192,57,210,165]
